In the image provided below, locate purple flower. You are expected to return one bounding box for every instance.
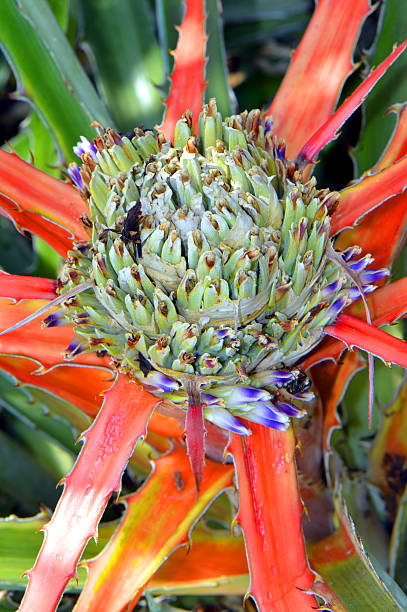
[205,405,251,435]
[43,312,65,327]
[348,254,373,273]
[67,163,84,191]
[64,339,85,358]
[248,401,290,424]
[226,385,271,404]
[359,268,388,284]
[251,369,296,386]
[73,136,98,162]
[144,371,179,393]
[201,393,223,406]
[326,295,350,319]
[274,400,306,418]
[321,279,345,298]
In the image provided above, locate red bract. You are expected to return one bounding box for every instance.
[1,1,407,610]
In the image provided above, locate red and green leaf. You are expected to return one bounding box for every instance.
[298,41,407,164]
[376,103,407,171]
[324,314,407,367]
[19,375,158,612]
[331,154,407,235]
[0,272,57,301]
[0,355,109,419]
[334,191,407,269]
[149,526,248,595]
[75,445,234,611]
[228,424,317,611]
[0,298,101,368]
[266,0,371,158]
[0,150,89,251]
[158,0,207,141]
[308,505,406,611]
[311,351,365,455]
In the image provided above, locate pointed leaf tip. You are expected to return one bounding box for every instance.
[324,313,407,368]
[18,376,158,612]
[266,0,371,158]
[158,0,207,142]
[298,40,407,164]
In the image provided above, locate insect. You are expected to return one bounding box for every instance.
[99,201,143,258]
[284,369,312,395]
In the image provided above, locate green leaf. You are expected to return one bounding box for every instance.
[47,0,69,30]
[309,497,407,612]
[0,513,116,591]
[354,0,407,173]
[81,0,165,130]
[205,0,233,116]
[389,483,407,592]
[0,0,112,160]
[0,216,35,276]
[155,0,183,76]
[0,430,59,514]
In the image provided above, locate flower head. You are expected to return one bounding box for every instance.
[59,100,382,448]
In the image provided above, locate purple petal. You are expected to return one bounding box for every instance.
[252,369,295,386]
[264,118,273,136]
[73,136,98,162]
[277,144,286,161]
[43,312,65,328]
[68,163,84,191]
[359,268,388,284]
[215,328,235,339]
[201,393,223,406]
[245,412,289,431]
[274,400,306,418]
[205,405,251,435]
[248,401,290,424]
[348,254,373,273]
[321,279,344,298]
[227,385,271,404]
[341,246,362,262]
[346,285,377,301]
[144,371,179,393]
[326,295,349,319]
[64,339,85,358]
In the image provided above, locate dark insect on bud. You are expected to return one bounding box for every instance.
[100,201,143,259]
[284,369,311,394]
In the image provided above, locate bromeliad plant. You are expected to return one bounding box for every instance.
[1,0,407,610]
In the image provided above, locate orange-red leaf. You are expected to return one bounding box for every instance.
[75,445,234,611]
[303,279,407,369]
[158,0,207,141]
[312,351,365,455]
[334,192,407,269]
[0,271,57,301]
[0,298,102,367]
[331,154,407,235]
[266,0,371,158]
[299,41,407,163]
[348,277,407,327]
[228,424,316,611]
[0,355,110,418]
[324,314,407,367]
[0,193,78,257]
[19,375,158,612]
[0,150,89,253]
[149,527,248,593]
[369,380,407,490]
[376,103,407,171]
